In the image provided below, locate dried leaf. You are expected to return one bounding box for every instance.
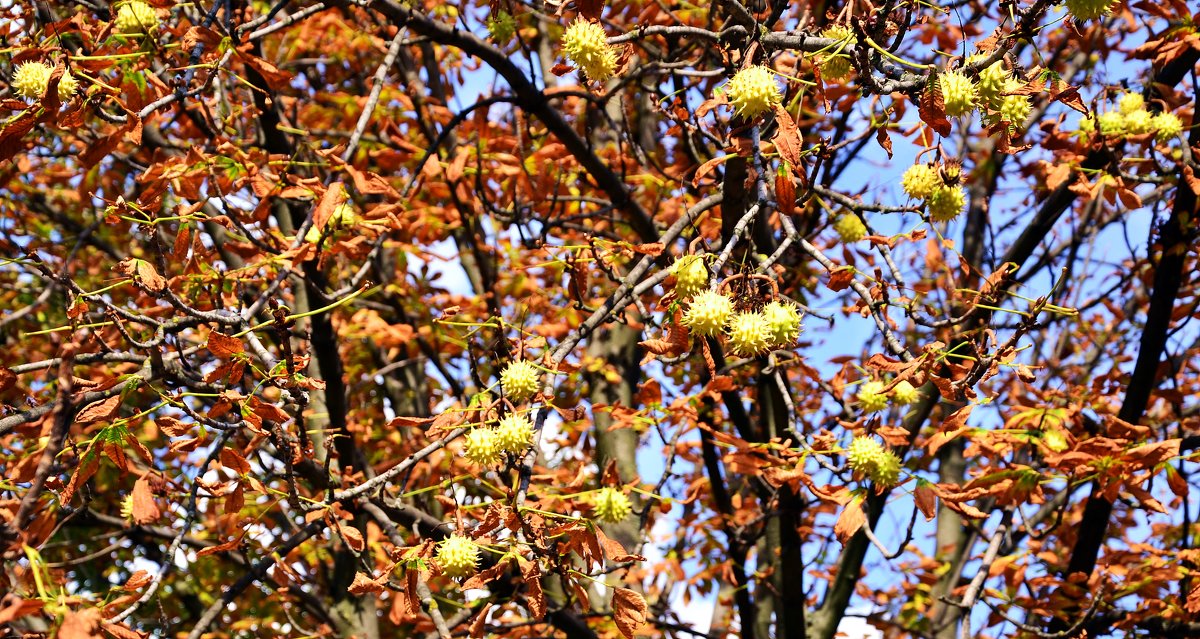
[0,366,15,393]
[58,608,103,639]
[207,332,244,358]
[131,476,161,525]
[875,127,893,159]
[102,621,146,639]
[834,495,866,544]
[771,105,804,168]
[612,588,648,639]
[348,571,386,594]
[919,74,952,137]
[827,267,855,292]
[122,571,153,591]
[692,154,733,187]
[519,557,546,618]
[469,602,493,638]
[577,0,604,20]
[77,395,121,424]
[338,521,365,552]
[219,447,252,474]
[913,482,937,521]
[775,171,796,216]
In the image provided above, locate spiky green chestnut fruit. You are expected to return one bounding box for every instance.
[761,301,803,348]
[487,10,516,45]
[892,380,920,406]
[682,290,734,337]
[11,61,77,101]
[819,25,855,81]
[726,66,782,120]
[901,163,941,200]
[833,213,866,243]
[1064,0,1117,20]
[1124,109,1153,135]
[725,311,772,357]
[972,57,1009,105]
[870,448,902,487]
[1117,91,1144,115]
[1153,112,1183,142]
[437,535,480,579]
[939,70,977,117]
[464,428,503,466]
[1097,111,1125,137]
[592,487,632,523]
[495,414,534,454]
[857,381,888,413]
[562,19,617,82]
[114,1,159,35]
[500,360,541,404]
[671,255,709,299]
[847,436,886,474]
[928,185,965,222]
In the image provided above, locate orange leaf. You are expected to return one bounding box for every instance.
[771,105,804,169]
[348,571,386,595]
[58,608,103,639]
[76,395,121,425]
[834,495,866,544]
[338,521,365,552]
[102,621,146,639]
[196,536,242,558]
[612,588,647,639]
[469,603,493,638]
[918,74,951,137]
[123,571,152,591]
[115,258,166,293]
[219,448,251,474]
[207,332,244,358]
[131,476,160,525]
[913,483,937,521]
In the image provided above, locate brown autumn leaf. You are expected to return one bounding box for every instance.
[76,395,122,424]
[219,447,252,474]
[771,104,805,169]
[775,171,796,216]
[0,366,15,393]
[914,483,937,521]
[337,520,365,552]
[207,332,244,358]
[595,526,646,563]
[519,556,546,618]
[196,535,242,558]
[102,621,147,639]
[131,476,161,525]
[834,495,866,544]
[61,446,101,504]
[875,126,894,159]
[919,73,952,137]
[469,603,493,638]
[123,570,153,591]
[577,0,604,20]
[115,258,167,293]
[612,588,648,639]
[0,597,43,624]
[156,416,190,437]
[693,154,733,187]
[58,608,103,639]
[348,571,386,595]
[827,267,855,292]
